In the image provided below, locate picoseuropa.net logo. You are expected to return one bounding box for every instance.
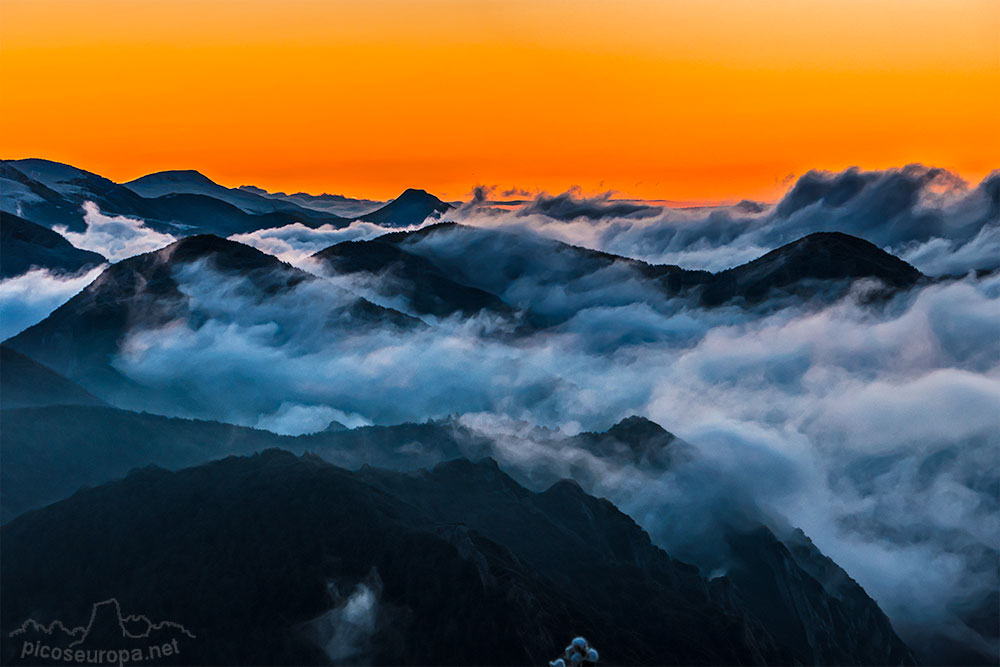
[7,598,195,666]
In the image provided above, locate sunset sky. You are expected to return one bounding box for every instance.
[2,0,998,202]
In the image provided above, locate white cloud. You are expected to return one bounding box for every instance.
[0,265,105,340]
[55,202,176,262]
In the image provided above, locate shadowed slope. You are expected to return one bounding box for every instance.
[0,213,105,278]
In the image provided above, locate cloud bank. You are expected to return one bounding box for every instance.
[229,219,440,267]
[0,265,105,341]
[453,165,998,276]
[55,202,177,262]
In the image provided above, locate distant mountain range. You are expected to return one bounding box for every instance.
[0,159,452,237]
[238,184,384,218]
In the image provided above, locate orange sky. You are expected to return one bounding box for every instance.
[2,0,998,202]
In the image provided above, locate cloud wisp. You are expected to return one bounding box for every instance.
[228,218,441,268]
[0,265,105,341]
[55,202,177,262]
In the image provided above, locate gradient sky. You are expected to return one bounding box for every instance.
[2,0,998,201]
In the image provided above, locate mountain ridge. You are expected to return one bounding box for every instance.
[3,234,419,407]
[1,448,912,665]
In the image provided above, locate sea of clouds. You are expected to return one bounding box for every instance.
[3,164,998,661]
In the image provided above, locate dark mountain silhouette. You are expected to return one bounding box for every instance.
[123,169,218,195]
[0,405,291,522]
[0,450,784,665]
[0,213,105,278]
[723,526,916,666]
[1,159,350,236]
[699,232,925,306]
[358,222,708,328]
[312,238,513,318]
[3,235,416,406]
[0,346,105,410]
[0,406,920,663]
[359,188,453,227]
[572,416,692,469]
[333,224,920,328]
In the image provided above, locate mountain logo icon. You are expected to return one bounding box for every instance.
[9,598,196,646]
[8,599,195,664]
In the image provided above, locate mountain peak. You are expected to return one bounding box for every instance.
[739,232,923,285]
[396,187,435,200]
[159,233,245,258]
[701,231,924,305]
[574,416,684,469]
[359,188,452,227]
[126,169,218,187]
[606,415,671,444]
[153,234,303,276]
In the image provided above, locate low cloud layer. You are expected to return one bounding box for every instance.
[0,265,105,340]
[229,219,439,267]
[453,165,999,276]
[55,202,177,262]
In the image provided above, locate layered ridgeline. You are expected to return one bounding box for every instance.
[0,159,451,238]
[237,184,383,218]
[3,159,995,279]
[0,441,914,666]
[311,223,923,322]
[4,214,927,417]
[1,227,931,464]
[4,234,418,410]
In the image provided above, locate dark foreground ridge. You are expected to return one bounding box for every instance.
[0,449,916,666]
